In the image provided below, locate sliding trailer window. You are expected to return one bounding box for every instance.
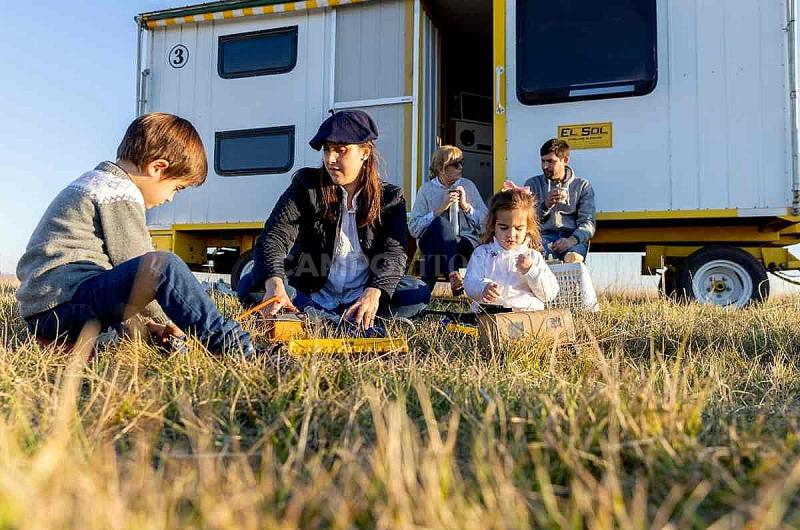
[218,27,298,79]
[215,126,295,176]
[516,0,657,106]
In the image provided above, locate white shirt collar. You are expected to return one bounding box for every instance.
[339,186,362,213]
[434,176,461,189]
[491,236,530,254]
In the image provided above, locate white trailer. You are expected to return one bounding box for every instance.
[136,0,800,306]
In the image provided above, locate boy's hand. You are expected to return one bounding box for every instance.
[146,319,185,339]
[516,254,533,275]
[261,277,297,316]
[343,287,382,329]
[481,282,501,303]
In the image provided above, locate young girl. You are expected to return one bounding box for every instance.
[464,182,560,312]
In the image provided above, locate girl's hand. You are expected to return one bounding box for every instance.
[481,282,501,303]
[455,186,470,211]
[260,277,297,316]
[515,254,533,275]
[343,287,382,329]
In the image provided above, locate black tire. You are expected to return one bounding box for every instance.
[230,250,254,291]
[675,246,769,307]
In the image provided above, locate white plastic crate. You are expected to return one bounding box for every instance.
[546,263,600,312]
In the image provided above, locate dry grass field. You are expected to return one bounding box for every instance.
[2,278,800,529]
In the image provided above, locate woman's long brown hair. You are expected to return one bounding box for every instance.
[319,141,382,228]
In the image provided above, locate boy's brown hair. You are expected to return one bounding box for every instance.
[483,187,543,251]
[540,138,570,160]
[116,112,208,185]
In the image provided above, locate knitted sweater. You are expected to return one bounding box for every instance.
[16,162,157,319]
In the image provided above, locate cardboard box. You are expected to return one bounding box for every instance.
[477,309,576,352]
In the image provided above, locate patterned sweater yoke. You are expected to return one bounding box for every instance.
[16,161,156,319]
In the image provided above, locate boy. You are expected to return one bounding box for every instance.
[16,112,254,357]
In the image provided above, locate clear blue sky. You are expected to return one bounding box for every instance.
[0,1,174,274]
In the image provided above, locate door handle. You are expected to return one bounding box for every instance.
[495,66,505,115]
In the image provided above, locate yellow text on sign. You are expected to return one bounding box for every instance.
[557,122,613,149]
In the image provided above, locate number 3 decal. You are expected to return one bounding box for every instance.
[169,44,189,69]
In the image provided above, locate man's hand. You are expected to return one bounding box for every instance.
[481,282,502,303]
[435,192,459,216]
[515,254,533,275]
[455,185,471,212]
[343,287,382,329]
[551,236,579,254]
[260,277,297,316]
[545,189,562,209]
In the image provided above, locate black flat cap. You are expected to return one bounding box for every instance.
[309,110,379,151]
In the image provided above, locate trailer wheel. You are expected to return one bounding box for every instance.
[230,250,254,291]
[676,246,769,307]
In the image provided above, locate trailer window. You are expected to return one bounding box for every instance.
[516,0,657,106]
[218,27,298,79]
[215,126,295,176]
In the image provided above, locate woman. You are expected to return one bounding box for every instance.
[409,145,488,294]
[237,110,430,330]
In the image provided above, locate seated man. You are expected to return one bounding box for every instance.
[524,139,596,262]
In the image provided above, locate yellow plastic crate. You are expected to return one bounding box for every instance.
[287,337,409,355]
[445,323,478,337]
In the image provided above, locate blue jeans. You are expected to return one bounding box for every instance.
[237,274,430,319]
[418,216,475,290]
[541,230,589,261]
[26,252,252,355]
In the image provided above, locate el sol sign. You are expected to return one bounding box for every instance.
[557,122,613,149]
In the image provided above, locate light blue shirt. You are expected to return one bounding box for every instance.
[311,188,370,310]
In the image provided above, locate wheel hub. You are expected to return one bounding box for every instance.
[692,259,754,307]
[708,278,729,293]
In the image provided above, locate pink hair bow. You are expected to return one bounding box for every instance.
[501,180,532,194]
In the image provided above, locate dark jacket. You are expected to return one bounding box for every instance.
[252,167,409,301]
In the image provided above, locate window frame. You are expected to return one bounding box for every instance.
[217,26,299,79]
[515,0,658,106]
[214,126,296,177]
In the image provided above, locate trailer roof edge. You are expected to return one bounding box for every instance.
[138,0,372,29]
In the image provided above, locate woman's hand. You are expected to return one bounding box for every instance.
[455,186,471,212]
[435,191,459,217]
[260,277,297,316]
[481,282,501,303]
[343,287,382,329]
